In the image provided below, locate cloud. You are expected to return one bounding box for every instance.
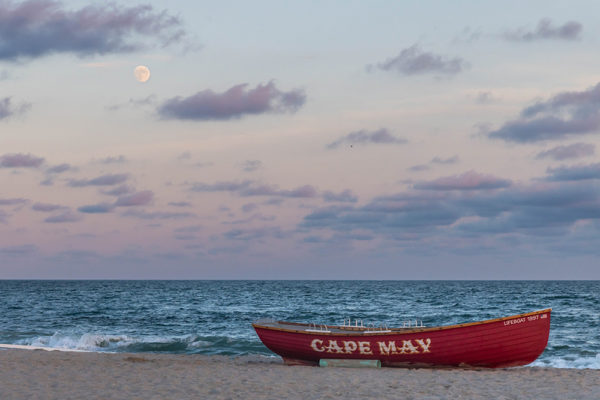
[107,95,157,111]
[32,202,65,212]
[0,97,31,120]
[177,152,192,161]
[545,163,600,181]
[68,173,128,187]
[370,45,467,76]
[121,209,195,220]
[487,82,600,142]
[414,170,512,191]
[101,184,133,196]
[157,81,306,121]
[168,201,191,207]
[76,190,154,214]
[322,189,358,203]
[326,128,407,149]
[174,225,202,233]
[223,226,287,241]
[0,0,187,61]
[241,160,262,172]
[505,19,582,42]
[241,203,258,213]
[240,184,318,198]
[97,155,127,164]
[431,155,459,165]
[408,164,430,172]
[77,203,114,213]
[0,153,44,168]
[0,244,37,256]
[536,143,595,160]
[190,179,325,199]
[114,190,154,207]
[46,163,73,174]
[45,210,82,223]
[0,198,28,206]
[474,91,496,104]
[300,181,600,246]
[190,180,253,193]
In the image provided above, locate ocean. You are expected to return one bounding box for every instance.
[0,280,597,369]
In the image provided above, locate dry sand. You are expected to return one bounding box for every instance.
[0,349,598,400]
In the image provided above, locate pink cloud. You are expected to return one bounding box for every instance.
[114,190,154,207]
[0,153,44,168]
[414,170,512,191]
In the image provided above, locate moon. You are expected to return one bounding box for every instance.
[134,65,150,83]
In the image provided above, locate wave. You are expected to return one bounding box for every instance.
[531,353,600,369]
[13,332,270,356]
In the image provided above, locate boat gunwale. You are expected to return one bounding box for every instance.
[252,308,551,336]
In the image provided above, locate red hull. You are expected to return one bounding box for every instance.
[253,309,551,368]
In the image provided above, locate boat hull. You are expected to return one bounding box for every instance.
[253,309,551,368]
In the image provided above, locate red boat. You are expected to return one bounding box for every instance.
[253,309,551,368]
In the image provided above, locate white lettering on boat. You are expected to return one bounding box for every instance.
[312,338,432,356]
[343,341,357,354]
[311,339,325,352]
[504,317,526,326]
[358,341,373,355]
[414,338,431,353]
[325,340,344,353]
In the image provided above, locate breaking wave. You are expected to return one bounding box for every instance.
[15,332,269,355]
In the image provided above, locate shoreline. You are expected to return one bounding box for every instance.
[1,349,598,399]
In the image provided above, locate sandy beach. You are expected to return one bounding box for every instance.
[0,349,597,400]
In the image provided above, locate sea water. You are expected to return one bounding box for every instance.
[0,280,597,369]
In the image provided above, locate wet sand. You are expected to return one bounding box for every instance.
[0,349,598,400]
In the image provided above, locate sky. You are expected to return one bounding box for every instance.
[1,0,600,279]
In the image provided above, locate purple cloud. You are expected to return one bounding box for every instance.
[431,155,459,165]
[0,198,27,206]
[322,189,358,203]
[536,143,595,161]
[0,244,37,256]
[475,91,496,104]
[68,173,128,187]
[408,164,430,172]
[505,19,582,42]
[223,226,287,241]
[77,203,115,213]
[157,81,306,121]
[32,202,64,212]
[241,203,258,213]
[326,128,407,149]
[114,190,154,207]
[174,225,202,233]
[414,171,512,191]
[0,153,44,168]
[0,0,187,61]
[102,184,133,196]
[168,201,192,207]
[98,155,127,164]
[301,181,600,243]
[488,82,600,142]
[46,163,73,174]
[190,180,253,192]
[0,97,30,120]
[45,210,82,223]
[545,163,600,181]
[122,209,195,220]
[241,160,262,172]
[240,184,318,198]
[371,45,467,76]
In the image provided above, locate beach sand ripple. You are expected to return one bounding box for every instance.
[0,350,598,400]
